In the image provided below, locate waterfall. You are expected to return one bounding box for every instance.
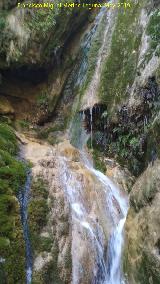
[90,167,128,284]
[106,218,127,284]
[60,141,128,284]
[60,109,129,284]
[81,5,116,110]
[90,107,93,148]
[64,6,128,282]
[18,169,32,284]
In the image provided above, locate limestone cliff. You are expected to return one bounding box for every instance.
[80,0,160,176]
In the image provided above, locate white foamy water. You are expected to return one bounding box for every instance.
[60,146,128,284]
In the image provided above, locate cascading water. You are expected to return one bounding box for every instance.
[18,169,32,284]
[106,217,127,284]
[90,107,93,148]
[61,115,129,283]
[89,167,129,284]
[59,5,129,281]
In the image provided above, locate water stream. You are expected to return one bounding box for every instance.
[90,166,128,284]
[18,169,32,284]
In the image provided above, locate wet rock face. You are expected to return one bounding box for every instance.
[124,160,160,284]
[0,0,19,9]
[153,0,160,7]
[23,141,72,284]
[0,2,93,124]
[0,1,90,68]
[23,138,129,284]
[0,96,14,115]
[83,76,160,176]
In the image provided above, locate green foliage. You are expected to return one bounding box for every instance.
[99,2,141,114]
[91,147,106,174]
[0,123,26,283]
[28,9,57,38]
[109,128,143,175]
[94,155,106,174]
[0,12,6,30]
[36,92,49,107]
[28,177,49,254]
[39,236,53,252]
[147,9,160,50]
[17,119,31,130]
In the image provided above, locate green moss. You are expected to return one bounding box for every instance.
[0,12,6,30]
[0,123,18,154]
[36,92,50,107]
[32,242,63,284]
[99,1,142,114]
[28,9,56,38]
[91,148,106,174]
[29,177,64,283]
[80,13,107,96]
[124,246,160,284]
[0,122,26,283]
[144,112,160,165]
[27,0,77,48]
[28,178,49,254]
[16,119,31,130]
[147,9,160,50]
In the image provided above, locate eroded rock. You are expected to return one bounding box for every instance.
[124,160,160,284]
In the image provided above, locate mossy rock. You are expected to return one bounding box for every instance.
[99,0,142,115]
[0,122,26,283]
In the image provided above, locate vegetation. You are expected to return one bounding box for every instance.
[27,0,77,37]
[89,75,160,176]
[147,9,160,51]
[29,178,66,284]
[140,9,160,64]
[107,127,144,176]
[0,12,6,31]
[27,0,77,51]
[92,149,106,174]
[0,11,21,64]
[0,123,26,283]
[36,92,50,108]
[0,11,9,59]
[86,135,106,173]
[99,2,141,115]
[16,119,31,130]
[28,177,50,254]
[28,9,56,37]
[80,13,107,96]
